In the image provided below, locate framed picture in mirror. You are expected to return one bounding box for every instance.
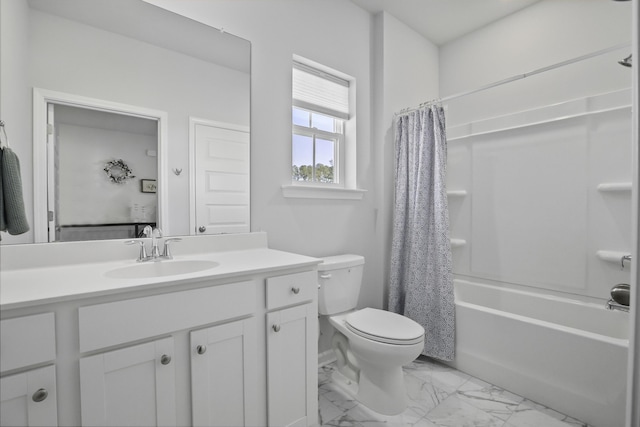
[141,179,157,193]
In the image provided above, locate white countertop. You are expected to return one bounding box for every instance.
[0,234,321,310]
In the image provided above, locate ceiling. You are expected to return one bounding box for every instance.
[349,0,542,45]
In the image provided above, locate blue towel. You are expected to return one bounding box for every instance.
[0,147,30,236]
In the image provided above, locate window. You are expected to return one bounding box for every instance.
[292,61,349,186]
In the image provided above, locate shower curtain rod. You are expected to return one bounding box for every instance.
[395,43,630,117]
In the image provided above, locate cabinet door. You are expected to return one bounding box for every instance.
[0,365,58,427]
[190,318,257,427]
[79,337,176,427]
[267,304,317,427]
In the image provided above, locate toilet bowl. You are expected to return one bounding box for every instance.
[318,255,425,415]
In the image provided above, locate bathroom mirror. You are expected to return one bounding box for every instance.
[2,0,250,243]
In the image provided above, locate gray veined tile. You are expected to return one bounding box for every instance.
[456,377,523,420]
[320,384,359,412]
[405,363,471,394]
[404,372,450,415]
[505,400,588,427]
[405,356,453,374]
[411,418,440,427]
[344,402,425,427]
[319,364,336,393]
[320,394,347,426]
[520,400,588,426]
[321,413,365,427]
[318,358,588,427]
[424,394,505,427]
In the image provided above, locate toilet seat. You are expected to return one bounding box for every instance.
[345,308,424,345]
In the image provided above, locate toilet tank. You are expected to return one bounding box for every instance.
[317,254,365,315]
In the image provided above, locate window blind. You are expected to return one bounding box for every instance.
[293,62,349,120]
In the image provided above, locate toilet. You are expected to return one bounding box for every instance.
[318,254,425,415]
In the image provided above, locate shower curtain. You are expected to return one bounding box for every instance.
[389,105,455,361]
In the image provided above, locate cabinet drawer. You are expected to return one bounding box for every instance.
[79,280,256,353]
[0,313,56,373]
[266,271,316,310]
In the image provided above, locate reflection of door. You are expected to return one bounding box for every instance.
[46,103,57,242]
[33,88,168,243]
[192,120,250,235]
[44,102,159,242]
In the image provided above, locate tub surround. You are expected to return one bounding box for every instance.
[0,232,320,427]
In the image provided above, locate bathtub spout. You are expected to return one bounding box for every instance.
[606,299,630,312]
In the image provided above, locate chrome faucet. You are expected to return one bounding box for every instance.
[127,226,164,261]
[142,225,162,258]
[150,227,163,258]
[127,226,180,262]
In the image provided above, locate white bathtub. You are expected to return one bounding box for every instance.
[448,279,629,427]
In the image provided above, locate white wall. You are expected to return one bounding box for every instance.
[57,123,157,226]
[440,0,633,300]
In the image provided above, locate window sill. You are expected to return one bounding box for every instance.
[281,185,366,200]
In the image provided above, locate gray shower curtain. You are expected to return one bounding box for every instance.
[389,105,454,361]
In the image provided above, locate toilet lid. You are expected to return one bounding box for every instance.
[345,308,424,345]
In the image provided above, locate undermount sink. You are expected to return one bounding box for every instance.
[105,259,219,279]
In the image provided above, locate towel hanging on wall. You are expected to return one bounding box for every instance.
[0,145,30,236]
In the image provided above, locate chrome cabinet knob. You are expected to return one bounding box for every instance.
[198,226,206,233]
[291,286,300,294]
[160,354,172,365]
[272,324,281,332]
[196,345,207,355]
[32,388,48,403]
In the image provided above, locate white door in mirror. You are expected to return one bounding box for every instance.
[193,120,250,235]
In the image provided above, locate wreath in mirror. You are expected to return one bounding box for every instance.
[104,159,135,184]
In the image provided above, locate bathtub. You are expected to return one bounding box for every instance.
[448,279,629,427]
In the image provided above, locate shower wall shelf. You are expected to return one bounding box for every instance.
[596,250,631,265]
[447,190,468,197]
[596,182,632,192]
[450,239,467,248]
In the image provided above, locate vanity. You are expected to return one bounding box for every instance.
[0,232,320,427]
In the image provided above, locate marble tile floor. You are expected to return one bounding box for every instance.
[318,356,592,427]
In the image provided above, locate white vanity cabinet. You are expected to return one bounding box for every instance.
[0,365,58,427]
[190,318,258,427]
[0,236,320,427]
[77,280,259,427]
[266,271,318,427]
[0,313,58,427]
[79,337,176,427]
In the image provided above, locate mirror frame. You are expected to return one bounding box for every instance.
[32,88,169,242]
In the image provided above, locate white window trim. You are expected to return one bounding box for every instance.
[281,184,366,200]
[287,55,365,200]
